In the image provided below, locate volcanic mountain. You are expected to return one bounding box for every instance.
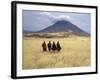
[37,20,90,36]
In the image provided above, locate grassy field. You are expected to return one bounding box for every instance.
[22,36,90,69]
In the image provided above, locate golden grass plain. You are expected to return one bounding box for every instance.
[22,37,90,69]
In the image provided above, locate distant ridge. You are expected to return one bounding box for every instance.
[37,20,90,36]
[23,30,34,33]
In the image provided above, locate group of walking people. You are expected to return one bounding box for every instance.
[42,41,61,53]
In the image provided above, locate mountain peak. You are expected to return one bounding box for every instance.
[37,20,90,36]
[55,20,70,24]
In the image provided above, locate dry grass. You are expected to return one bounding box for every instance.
[22,36,90,69]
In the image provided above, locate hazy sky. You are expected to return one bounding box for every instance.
[22,10,91,33]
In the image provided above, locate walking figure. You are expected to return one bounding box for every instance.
[42,41,47,52]
[56,41,61,52]
[47,41,52,52]
[52,41,57,52]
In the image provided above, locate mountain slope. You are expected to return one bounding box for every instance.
[38,20,90,36]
